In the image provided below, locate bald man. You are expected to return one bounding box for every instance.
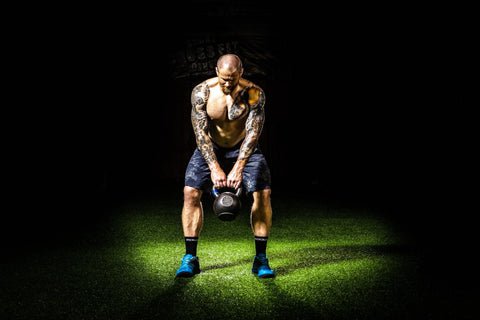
[176,54,274,278]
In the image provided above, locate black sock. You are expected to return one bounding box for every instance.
[185,237,198,256]
[254,236,268,256]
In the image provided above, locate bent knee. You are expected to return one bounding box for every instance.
[184,186,203,205]
[253,189,271,206]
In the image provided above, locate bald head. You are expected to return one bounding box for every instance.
[216,54,243,72]
[215,54,244,95]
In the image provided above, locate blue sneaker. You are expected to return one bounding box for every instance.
[176,254,200,278]
[252,254,275,278]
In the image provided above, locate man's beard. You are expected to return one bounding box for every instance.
[221,86,234,95]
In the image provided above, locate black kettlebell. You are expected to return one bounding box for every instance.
[212,186,242,221]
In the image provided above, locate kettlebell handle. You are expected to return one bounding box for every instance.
[211,186,243,198]
[235,186,243,197]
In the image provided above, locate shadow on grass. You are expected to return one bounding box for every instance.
[198,244,416,276]
[201,258,253,272]
[199,244,416,276]
[128,277,193,320]
[259,279,319,319]
[271,244,417,277]
[128,244,417,319]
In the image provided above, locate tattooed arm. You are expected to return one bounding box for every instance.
[227,87,266,189]
[239,87,266,160]
[191,82,227,188]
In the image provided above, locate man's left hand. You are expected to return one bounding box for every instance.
[227,165,243,190]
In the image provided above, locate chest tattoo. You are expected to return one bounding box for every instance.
[228,102,247,120]
[228,89,249,120]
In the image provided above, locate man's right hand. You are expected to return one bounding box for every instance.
[210,166,227,189]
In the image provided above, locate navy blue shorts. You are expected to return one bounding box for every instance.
[185,140,271,195]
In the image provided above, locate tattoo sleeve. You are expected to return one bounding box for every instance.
[238,88,266,161]
[191,82,217,166]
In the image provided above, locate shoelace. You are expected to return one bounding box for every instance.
[257,256,269,266]
[183,256,194,264]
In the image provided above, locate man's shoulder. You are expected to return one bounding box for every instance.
[239,79,265,107]
[239,78,263,91]
[193,78,218,90]
[191,79,214,106]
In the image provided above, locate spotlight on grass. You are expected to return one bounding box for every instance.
[119,199,421,319]
[2,196,424,319]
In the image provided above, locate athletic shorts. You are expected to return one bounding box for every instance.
[185,140,271,195]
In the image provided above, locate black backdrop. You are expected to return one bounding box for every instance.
[10,2,464,249]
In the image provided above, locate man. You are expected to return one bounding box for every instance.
[176,54,274,278]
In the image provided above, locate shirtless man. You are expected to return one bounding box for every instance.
[176,54,274,278]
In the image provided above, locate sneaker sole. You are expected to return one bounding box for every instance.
[258,272,275,278]
[176,271,196,278]
[252,269,275,278]
[176,265,200,278]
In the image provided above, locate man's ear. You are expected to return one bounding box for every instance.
[240,68,244,77]
[216,67,219,75]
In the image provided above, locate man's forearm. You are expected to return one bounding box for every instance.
[197,136,219,168]
[191,112,219,169]
[237,104,265,163]
[234,136,257,173]
[238,136,259,161]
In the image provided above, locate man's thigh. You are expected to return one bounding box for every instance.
[184,149,212,191]
[242,152,271,195]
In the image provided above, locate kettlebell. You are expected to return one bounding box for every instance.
[212,186,242,221]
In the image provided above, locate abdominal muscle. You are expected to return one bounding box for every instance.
[209,120,246,148]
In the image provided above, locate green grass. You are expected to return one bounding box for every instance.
[0,193,446,319]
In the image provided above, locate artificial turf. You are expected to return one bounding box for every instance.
[0,191,472,319]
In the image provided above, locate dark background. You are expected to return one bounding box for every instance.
[9,2,465,253]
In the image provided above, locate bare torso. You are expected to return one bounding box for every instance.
[204,77,259,148]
